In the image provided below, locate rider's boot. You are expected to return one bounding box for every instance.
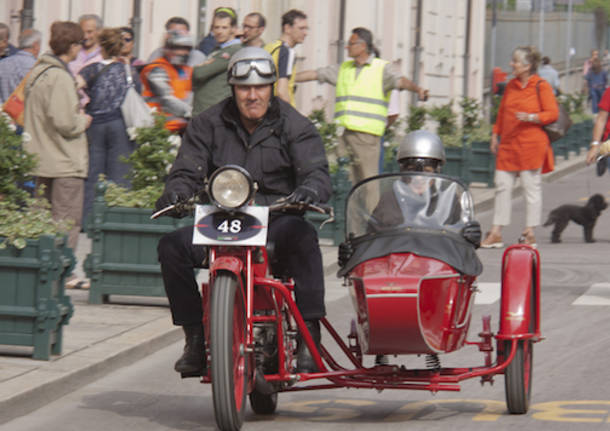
[174,324,206,374]
[296,319,321,373]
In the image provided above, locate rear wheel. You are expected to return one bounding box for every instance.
[504,339,533,414]
[249,390,278,415]
[211,272,248,430]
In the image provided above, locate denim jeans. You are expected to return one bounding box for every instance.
[83,118,135,225]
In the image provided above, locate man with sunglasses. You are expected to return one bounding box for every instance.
[155,47,331,376]
[296,27,428,187]
[241,12,266,48]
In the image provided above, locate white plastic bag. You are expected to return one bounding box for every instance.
[120,63,154,129]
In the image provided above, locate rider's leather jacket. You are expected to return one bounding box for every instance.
[164,96,332,206]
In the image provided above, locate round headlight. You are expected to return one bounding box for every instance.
[209,166,254,209]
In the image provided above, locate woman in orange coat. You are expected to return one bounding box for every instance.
[481,46,559,248]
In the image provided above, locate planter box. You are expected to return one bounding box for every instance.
[0,235,74,360]
[444,141,495,187]
[84,183,193,304]
[306,163,351,245]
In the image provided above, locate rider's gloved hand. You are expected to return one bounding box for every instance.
[338,241,354,268]
[461,220,482,248]
[155,187,191,218]
[287,185,319,205]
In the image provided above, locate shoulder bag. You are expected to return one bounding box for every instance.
[120,63,154,129]
[3,64,57,126]
[536,80,572,142]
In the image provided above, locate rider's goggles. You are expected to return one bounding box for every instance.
[399,158,441,173]
[230,59,275,79]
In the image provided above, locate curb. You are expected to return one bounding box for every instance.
[0,319,182,425]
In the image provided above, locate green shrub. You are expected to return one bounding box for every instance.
[0,112,37,204]
[429,101,457,137]
[0,191,72,249]
[406,105,427,132]
[105,115,180,208]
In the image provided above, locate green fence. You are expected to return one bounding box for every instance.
[0,235,74,360]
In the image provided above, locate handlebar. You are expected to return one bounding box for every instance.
[151,198,335,228]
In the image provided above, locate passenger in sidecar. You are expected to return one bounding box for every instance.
[338,131,482,277]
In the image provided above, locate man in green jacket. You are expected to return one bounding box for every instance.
[192,7,241,115]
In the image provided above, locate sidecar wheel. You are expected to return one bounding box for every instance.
[249,390,278,415]
[211,272,248,431]
[504,340,533,414]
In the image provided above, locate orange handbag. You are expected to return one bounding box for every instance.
[2,73,28,126]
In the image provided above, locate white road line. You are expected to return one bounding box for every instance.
[474,282,501,304]
[572,283,610,305]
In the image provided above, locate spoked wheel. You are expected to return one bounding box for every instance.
[504,339,533,414]
[211,272,248,431]
[249,390,278,415]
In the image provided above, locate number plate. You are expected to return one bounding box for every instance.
[192,205,269,246]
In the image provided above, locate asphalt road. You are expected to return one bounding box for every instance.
[3,164,610,431]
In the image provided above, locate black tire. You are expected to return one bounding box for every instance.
[249,390,278,415]
[211,272,248,431]
[504,339,533,414]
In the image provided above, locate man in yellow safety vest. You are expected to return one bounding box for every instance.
[296,27,428,185]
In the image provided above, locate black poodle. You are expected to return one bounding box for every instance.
[543,194,608,243]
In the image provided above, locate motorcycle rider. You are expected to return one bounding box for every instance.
[339,130,482,266]
[156,47,331,375]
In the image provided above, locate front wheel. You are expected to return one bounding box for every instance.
[211,272,248,430]
[504,340,533,414]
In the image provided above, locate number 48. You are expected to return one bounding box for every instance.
[217,219,242,233]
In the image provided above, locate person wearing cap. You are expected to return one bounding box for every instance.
[192,7,241,116]
[147,17,206,67]
[140,31,193,133]
[155,47,331,376]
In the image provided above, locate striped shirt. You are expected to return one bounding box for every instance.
[0,50,36,104]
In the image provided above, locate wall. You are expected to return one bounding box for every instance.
[1,0,485,120]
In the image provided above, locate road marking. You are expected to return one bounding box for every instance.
[572,283,610,305]
[474,282,501,304]
[280,398,610,423]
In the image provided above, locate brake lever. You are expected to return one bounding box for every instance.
[151,204,177,219]
[150,197,195,219]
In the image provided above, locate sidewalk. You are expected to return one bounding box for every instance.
[0,152,587,424]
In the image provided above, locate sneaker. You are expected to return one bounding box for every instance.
[480,232,504,249]
[65,276,90,289]
[518,231,537,248]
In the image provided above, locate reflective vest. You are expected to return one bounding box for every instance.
[264,39,296,107]
[334,58,390,136]
[141,57,192,132]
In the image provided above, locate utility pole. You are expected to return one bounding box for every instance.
[337,0,346,64]
[566,0,573,71]
[20,0,35,31]
[130,0,142,58]
[538,0,544,54]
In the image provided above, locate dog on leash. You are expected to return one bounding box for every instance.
[543,194,608,243]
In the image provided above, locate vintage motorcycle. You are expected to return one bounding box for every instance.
[153,166,542,431]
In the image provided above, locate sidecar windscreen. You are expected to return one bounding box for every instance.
[338,173,481,277]
[345,173,474,237]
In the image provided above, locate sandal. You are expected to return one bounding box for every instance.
[518,231,537,248]
[480,231,504,249]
